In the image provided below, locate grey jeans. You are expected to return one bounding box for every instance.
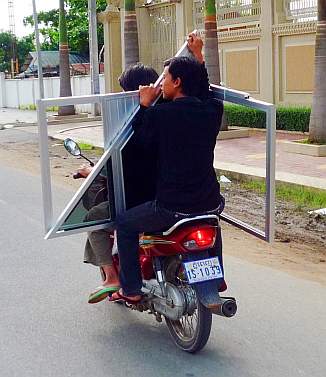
[83,202,114,266]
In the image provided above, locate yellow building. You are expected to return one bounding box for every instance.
[100,0,317,106]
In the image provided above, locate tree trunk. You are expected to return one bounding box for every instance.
[58,0,75,116]
[124,0,139,69]
[204,0,227,130]
[308,0,326,143]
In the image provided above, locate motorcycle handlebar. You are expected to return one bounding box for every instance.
[73,172,83,179]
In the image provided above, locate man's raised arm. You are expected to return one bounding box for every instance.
[187,32,210,101]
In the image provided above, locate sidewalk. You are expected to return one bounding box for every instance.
[214,131,326,190]
[0,108,38,126]
[2,108,326,190]
[0,107,56,127]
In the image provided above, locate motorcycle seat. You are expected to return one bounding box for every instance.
[143,214,219,237]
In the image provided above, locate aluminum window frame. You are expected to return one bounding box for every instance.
[210,84,276,242]
[38,39,275,242]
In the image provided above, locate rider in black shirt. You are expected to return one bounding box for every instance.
[111,34,224,302]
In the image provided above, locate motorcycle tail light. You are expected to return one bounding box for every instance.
[183,227,216,251]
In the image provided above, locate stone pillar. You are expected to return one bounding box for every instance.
[99,3,122,93]
[273,0,287,104]
[174,1,185,49]
[136,3,152,66]
[182,0,195,36]
[260,0,274,103]
[274,0,287,24]
[0,72,5,108]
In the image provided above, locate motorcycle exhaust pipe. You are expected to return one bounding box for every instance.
[211,297,237,318]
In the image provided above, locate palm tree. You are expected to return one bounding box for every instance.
[124,0,139,69]
[204,0,227,130]
[58,0,75,116]
[309,0,326,143]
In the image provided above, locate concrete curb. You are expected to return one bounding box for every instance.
[282,139,326,157]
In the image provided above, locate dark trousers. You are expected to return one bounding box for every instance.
[115,201,181,296]
[115,200,225,296]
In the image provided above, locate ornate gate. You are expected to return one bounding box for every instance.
[147,2,177,73]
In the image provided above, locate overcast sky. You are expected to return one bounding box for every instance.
[0,0,59,37]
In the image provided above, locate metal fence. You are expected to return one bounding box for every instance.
[193,0,261,29]
[193,0,317,28]
[148,3,177,73]
[284,0,317,21]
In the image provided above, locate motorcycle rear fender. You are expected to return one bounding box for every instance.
[192,279,223,309]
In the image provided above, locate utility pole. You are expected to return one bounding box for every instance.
[32,0,44,99]
[8,0,18,77]
[88,0,100,116]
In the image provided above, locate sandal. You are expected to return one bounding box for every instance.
[109,290,143,305]
[88,285,120,304]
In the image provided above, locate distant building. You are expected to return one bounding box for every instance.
[19,51,104,78]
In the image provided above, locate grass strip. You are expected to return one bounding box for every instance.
[239,180,326,209]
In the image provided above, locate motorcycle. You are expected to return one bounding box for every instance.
[64,138,237,353]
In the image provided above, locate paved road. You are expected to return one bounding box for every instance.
[0,138,326,376]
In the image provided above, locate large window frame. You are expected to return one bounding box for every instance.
[38,40,275,242]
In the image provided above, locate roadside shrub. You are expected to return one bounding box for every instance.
[46,106,59,112]
[224,103,311,132]
[18,104,37,111]
[276,106,310,132]
[224,104,266,128]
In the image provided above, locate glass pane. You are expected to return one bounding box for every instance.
[58,159,115,231]
[102,93,139,146]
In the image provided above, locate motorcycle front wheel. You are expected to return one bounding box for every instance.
[164,257,212,353]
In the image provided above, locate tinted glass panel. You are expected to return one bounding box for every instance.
[58,159,115,231]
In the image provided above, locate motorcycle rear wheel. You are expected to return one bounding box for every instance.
[164,258,212,353]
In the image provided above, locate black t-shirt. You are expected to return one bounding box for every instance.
[131,96,223,213]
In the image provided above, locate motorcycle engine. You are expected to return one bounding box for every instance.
[143,281,196,321]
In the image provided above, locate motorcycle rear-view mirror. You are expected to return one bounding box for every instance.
[63,138,95,166]
[64,138,81,156]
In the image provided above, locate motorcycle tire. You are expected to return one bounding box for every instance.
[164,257,212,353]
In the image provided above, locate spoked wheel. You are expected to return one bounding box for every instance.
[164,258,212,353]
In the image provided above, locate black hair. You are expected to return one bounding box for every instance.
[163,56,202,97]
[118,63,159,91]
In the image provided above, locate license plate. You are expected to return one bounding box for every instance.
[184,257,223,284]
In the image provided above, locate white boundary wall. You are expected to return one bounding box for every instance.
[0,73,106,113]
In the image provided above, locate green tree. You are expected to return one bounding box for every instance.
[58,0,75,116]
[17,35,35,70]
[23,0,107,55]
[0,31,34,73]
[0,32,13,72]
[124,0,139,69]
[309,0,326,143]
